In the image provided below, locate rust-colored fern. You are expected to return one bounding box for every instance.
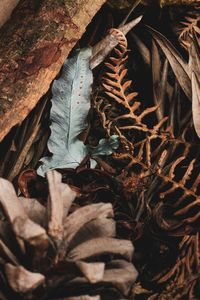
[95,29,200,235]
[154,149,200,234]
[178,4,200,50]
[99,30,169,139]
[94,29,200,299]
[151,233,200,299]
[133,233,200,299]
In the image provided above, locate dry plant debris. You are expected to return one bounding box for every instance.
[0,1,200,299]
[0,170,137,299]
[172,3,200,50]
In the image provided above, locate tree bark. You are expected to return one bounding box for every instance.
[0,0,106,142]
[160,0,197,5]
[0,0,20,27]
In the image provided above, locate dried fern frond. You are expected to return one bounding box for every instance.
[95,28,171,157]
[151,233,200,299]
[154,152,200,234]
[178,4,200,50]
[113,135,200,234]
[134,233,200,299]
[96,27,200,234]
[102,41,168,134]
[91,13,200,300]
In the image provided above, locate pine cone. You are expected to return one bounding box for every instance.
[0,170,137,300]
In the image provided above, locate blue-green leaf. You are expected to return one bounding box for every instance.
[89,135,120,156]
[37,48,93,176]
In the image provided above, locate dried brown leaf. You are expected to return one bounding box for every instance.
[192,72,200,137]
[130,32,151,65]
[148,26,192,100]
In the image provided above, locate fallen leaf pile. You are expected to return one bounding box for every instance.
[0,1,199,299]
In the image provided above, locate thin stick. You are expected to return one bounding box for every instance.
[120,0,142,26]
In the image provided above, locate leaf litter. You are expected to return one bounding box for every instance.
[0,2,200,299]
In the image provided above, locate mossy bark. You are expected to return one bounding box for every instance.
[0,0,106,142]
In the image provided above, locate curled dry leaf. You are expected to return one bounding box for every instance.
[18,169,39,198]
